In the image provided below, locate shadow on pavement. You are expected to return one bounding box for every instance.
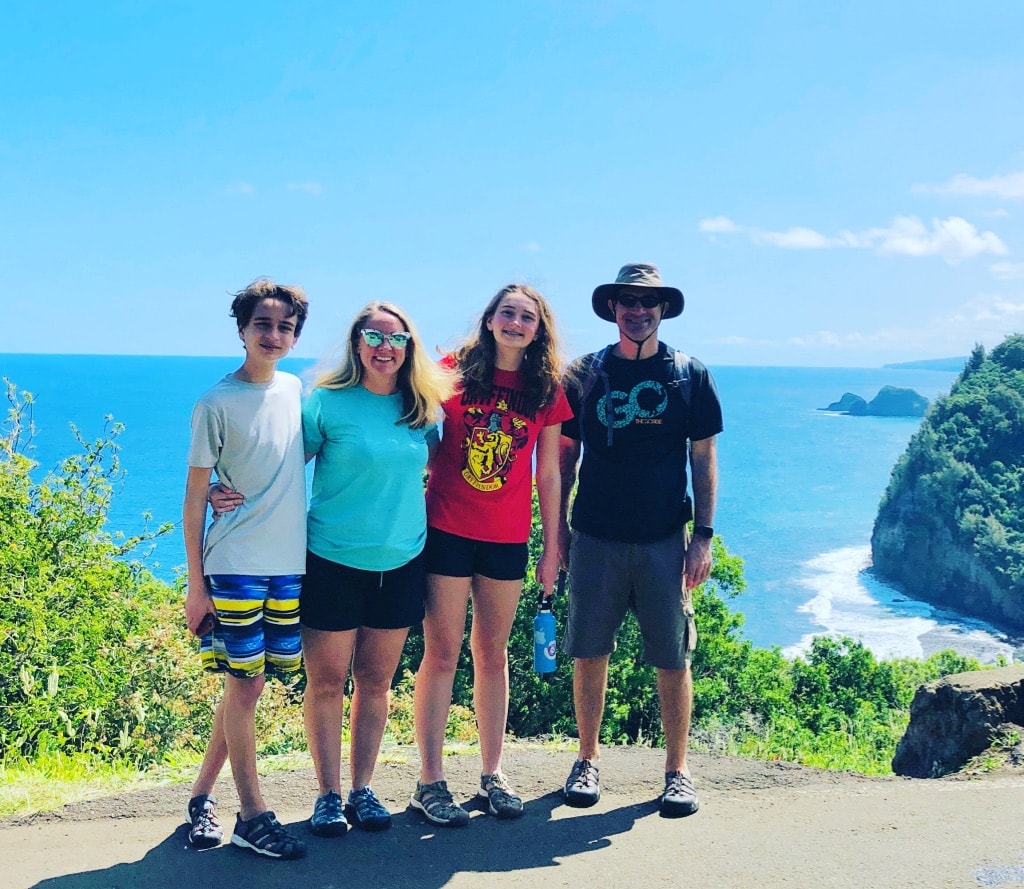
[30,792,661,889]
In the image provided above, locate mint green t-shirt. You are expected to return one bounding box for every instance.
[303,385,438,571]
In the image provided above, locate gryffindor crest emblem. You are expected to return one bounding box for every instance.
[461,403,527,492]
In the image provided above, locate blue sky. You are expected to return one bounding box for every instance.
[2,1,1023,367]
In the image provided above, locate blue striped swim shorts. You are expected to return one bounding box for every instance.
[199,574,303,679]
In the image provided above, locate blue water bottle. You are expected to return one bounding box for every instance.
[533,570,565,675]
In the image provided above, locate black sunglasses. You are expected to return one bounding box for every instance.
[615,293,663,309]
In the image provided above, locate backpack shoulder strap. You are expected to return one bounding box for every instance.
[668,349,693,407]
[577,346,615,448]
[578,346,612,404]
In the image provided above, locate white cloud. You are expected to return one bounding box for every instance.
[523,241,541,252]
[780,294,1024,355]
[855,216,1008,263]
[753,227,843,249]
[785,330,846,348]
[287,181,325,196]
[981,296,1024,319]
[701,214,1007,264]
[698,216,742,234]
[991,262,1024,281]
[915,171,1024,199]
[225,181,255,196]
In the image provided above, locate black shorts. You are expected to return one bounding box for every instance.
[424,527,528,581]
[300,549,426,631]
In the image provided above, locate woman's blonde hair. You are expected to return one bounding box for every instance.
[454,283,564,413]
[314,301,454,428]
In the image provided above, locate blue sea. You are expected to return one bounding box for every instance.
[2,354,1019,664]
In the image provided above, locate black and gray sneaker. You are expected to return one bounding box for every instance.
[309,790,349,837]
[231,810,306,859]
[345,786,392,831]
[186,794,223,848]
[563,758,600,808]
[660,770,699,817]
[478,772,524,819]
[410,780,470,827]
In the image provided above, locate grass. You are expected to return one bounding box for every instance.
[0,749,317,820]
[0,735,576,820]
[0,751,187,819]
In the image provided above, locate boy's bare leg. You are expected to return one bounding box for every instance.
[223,673,267,820]
[191,700,228,798]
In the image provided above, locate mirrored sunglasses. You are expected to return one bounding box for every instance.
[360,328,411,348]
[615,293,663,309]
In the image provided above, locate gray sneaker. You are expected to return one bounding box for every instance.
[410,780,470,827]
[563,759,600,807]
[660,770,699,817]
[478,772,524,819]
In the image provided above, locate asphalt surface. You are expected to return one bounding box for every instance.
[4,745,1024,889]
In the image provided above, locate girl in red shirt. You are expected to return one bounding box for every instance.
[411,284,572,825]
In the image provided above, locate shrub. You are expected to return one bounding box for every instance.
[0,382,198,766]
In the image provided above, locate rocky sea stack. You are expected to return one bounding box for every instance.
[820,385,928,417]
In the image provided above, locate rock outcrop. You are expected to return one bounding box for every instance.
[892,665,1024,777]
[865,385,928,417]
[819,386,927,417]
[822,392,867,414]
[871,494,1024,629]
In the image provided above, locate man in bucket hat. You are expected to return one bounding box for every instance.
[558,262,723,817]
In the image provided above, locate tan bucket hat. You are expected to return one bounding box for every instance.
[591,262,684,322]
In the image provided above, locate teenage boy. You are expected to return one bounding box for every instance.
[183,278,309,859]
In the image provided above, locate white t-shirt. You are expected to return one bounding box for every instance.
[187,371,307,575]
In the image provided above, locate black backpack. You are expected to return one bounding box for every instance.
[576,345,694,448]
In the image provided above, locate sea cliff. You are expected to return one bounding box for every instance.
[871,334,1024,630]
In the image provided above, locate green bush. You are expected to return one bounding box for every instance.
[0,382,201,766]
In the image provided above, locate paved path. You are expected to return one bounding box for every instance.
[4,747,1023,888]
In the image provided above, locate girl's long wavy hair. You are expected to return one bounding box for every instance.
[313,301,454,428]
[454,284,564,413]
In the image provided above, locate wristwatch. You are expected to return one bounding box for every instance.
[693,525,714,539]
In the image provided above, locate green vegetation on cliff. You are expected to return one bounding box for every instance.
[872,334,1024,629]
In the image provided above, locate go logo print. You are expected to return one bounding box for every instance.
[597,381,668,429]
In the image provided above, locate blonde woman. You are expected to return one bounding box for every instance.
[300,301,453,835]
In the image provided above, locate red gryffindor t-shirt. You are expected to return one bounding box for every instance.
[425,360,572,543]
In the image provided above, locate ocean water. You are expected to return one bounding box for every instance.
[2,354,1019,664]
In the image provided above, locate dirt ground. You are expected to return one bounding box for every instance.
[3,744,1023,889]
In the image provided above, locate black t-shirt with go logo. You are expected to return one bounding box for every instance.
[562,342,723,544]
